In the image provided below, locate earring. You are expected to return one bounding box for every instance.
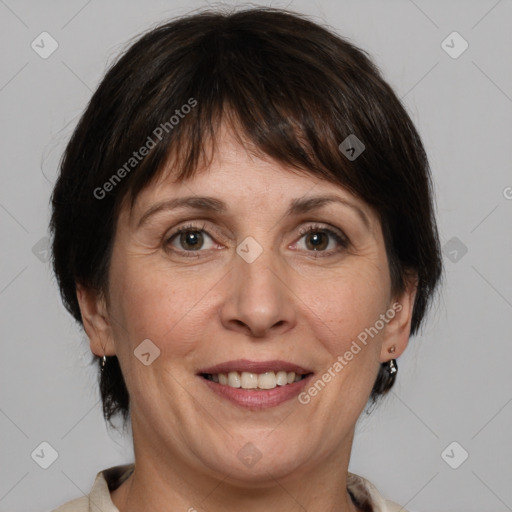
[387,358,397,375]
[388,346,396,354]
[101,355,107,372]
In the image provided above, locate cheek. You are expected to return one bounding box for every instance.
[305,266,390,354]
[108,256,206,357]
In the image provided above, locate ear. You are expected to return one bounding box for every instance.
[380,272,418,362]
[76,283,117,357]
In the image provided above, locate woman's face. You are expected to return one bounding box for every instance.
[81,126,415,483]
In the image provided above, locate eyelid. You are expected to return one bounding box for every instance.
[165,221,224,243]
[297,223,348,243]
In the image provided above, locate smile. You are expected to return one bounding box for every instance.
[198,373,314,409]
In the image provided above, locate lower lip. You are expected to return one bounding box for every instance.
[200,375,314,409]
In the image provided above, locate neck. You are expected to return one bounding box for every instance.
[111,416,361,512]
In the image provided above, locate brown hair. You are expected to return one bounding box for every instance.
[50,6,443,428]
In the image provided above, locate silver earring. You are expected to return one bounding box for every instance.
[387,358,397,375]
[101,355,107,372]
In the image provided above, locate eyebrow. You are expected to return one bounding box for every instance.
[136,194,371,230]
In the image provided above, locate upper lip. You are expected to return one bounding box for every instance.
[197,359,313,375]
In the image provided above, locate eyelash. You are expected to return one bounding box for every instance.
[165,222,349,258]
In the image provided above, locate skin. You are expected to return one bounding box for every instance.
[77,124,417,512]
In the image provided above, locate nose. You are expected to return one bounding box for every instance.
[220,243,297,339]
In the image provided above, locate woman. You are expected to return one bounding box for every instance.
[50,6,442,512]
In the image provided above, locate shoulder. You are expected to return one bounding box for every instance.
[49,463,134,512]
[347,472,408,512]
[382,500,408,512]
[50,496,89,512]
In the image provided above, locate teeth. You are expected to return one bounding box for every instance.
[206,371,307,390]
[276,371,288,386]
[258,372,276,389]
[240,372,258,389]
[227,371,241,388]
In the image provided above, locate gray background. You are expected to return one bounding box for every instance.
[0,0,511,511]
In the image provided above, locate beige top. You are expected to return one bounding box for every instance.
[51,464,408,512]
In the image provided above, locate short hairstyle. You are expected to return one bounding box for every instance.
[50,7,443,428]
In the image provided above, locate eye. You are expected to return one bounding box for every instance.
[294,224,349,256]
[165,223,217,257]
[164,222,349,258]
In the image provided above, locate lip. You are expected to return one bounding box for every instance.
[197,359,313,375]
[200,373,314,409]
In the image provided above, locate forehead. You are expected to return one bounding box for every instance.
[121,124,378,232]
[153,143,319,199]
